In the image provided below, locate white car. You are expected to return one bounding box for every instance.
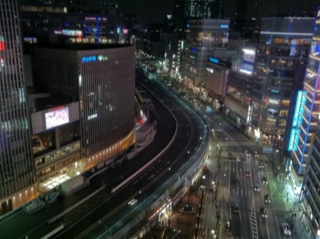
[261,207,268,218]
[282,223,291,236]
[262,176,269,184]
[254,185,260,192]
[128,198,137,206]
[265,194,271,204]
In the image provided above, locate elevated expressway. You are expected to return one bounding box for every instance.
[0,70,209,239]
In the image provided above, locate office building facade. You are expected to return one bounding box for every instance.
[168,0,225,73]
[31,45,136,160]
[0,0,36,216]
[184,0,224,19]
[303,121,320,237]
[181,19,229,90]
[19,0,119,46]
[224,65,255,131]
[292,9,320,178]
[253,17,314,145]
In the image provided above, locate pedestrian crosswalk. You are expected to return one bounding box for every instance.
[250,201,259,239]
[220,151,269,161]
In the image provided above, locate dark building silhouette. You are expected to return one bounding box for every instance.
[0,0,36,216]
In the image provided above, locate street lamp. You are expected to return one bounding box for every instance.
[139,190,148,202]
[99,220,107,231]
[98,220,109,239]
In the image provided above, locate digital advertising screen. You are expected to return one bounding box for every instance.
[45,107,69,130]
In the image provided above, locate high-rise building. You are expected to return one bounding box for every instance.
[0,0,36,216]
[302,120,320,237]
[19,0,120,46]
[301,13,320,230]
[167,0,225,73]
[181,19,229,89]
[293,8,320,205]
[224,46,256,131]
[31,44,136,160]
[184,0,224,19]
[253,17,314,145]
[28,44,136,206]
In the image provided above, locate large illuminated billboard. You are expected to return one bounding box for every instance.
[45,107,69,130]
[240,48,255,75]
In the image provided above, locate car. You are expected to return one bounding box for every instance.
[225,221,232,235]
[265,194,271,204]
[254,185,260,192]
[261,207,268,218]
[258,162,264,169]
[245,171,251,178]
[262,176,269,184]
[245,150,252,158]
[282,223,292,236]
[236,178,241,186]
[233,204,239,214]
[253,150,259,158]
[128,198,137,206]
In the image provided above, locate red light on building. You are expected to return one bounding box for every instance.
[0,41,5,50]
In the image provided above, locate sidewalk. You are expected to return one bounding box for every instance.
[279,184,313,239]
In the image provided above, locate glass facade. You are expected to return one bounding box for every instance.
[224,71,254,128]
[254,17,314,139]
[0,0,36,215]
[293,12,320,177]
[303,120,320,235]
[78,48,136,157]
[181,19,229,86]
[19,0,119,45]
[290,17,320,175]
[184,0,216,19]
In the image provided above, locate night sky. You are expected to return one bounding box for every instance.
[117,0,173,24]
[117,0,319,25]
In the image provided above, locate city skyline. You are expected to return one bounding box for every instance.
[0,0,320,238]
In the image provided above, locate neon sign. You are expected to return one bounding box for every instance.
[97,55,108,61]
[288,128,296,151]
[209,57,219,64]
[82,56,97,63]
